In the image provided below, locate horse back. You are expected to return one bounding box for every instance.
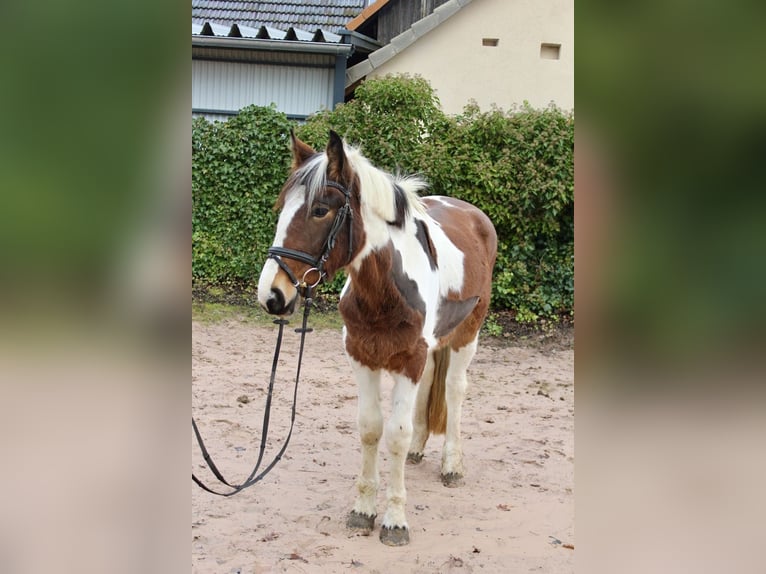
[422,196,497,349]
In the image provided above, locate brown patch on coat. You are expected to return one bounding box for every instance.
[391,247,426,316]
[340,246,427,383]
[433,296,479,339]
[422,196,498,351]
[414,219,438,270]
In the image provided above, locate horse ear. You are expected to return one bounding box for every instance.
[326,130,348,180]
[290,129,316,169]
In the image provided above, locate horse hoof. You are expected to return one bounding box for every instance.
[407,452,424,464]
[441,472,465,488]
[380,525,410,546]
[346,511,376,534]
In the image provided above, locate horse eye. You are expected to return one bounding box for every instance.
[312,205,329,218]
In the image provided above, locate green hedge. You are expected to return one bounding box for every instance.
[420,103,574,321]
[192,105,292,284]
[192,75,574,321]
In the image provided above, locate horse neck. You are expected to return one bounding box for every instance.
[344,164,421,301]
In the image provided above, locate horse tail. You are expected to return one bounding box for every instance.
[426,346,451,435]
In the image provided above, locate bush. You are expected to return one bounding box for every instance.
[192,105,293,285]
[296,74,442,173]
[192,76,574,321]
[417,102,574,319]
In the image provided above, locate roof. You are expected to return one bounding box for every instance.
[346,0,390,31]
[192,0,368,33]
[192,20,343,43]
[345,0,473,86]
[192,21,353,55]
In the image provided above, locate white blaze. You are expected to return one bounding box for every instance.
[257,189,305,309]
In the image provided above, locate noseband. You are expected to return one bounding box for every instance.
[267,181,354,294]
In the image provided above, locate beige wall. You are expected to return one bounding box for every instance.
[370,0,573,114]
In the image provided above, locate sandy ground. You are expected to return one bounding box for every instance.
[192,317,574,573]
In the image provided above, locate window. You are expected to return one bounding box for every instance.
[540,43,561,60]
[482,38,499,47]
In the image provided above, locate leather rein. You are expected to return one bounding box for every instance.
[192,180,353,496]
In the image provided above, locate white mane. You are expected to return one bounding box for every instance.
[344,144,428,221]
[292,140,427,222]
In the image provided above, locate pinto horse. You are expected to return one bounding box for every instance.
[257,131,497,546]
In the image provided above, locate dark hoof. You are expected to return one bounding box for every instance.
[407,452,424,464]
[441,472,465,488]
[346,511,376,534]
[380,525,410,546]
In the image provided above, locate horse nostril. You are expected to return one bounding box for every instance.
[285,294,297,314]
[266,288,285,315]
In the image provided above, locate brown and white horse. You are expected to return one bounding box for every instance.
[258,131,497,546]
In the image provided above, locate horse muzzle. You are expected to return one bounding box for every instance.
[258,258,300,316]
[263,286,298,316]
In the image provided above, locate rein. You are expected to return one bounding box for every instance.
[192,286,315,496]
[193,180,354,496]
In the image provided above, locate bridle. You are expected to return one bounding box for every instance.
[191,180,354,496]
[267,180,354,296]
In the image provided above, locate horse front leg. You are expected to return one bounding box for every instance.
[379,374,419,546]
[346,362,383,535]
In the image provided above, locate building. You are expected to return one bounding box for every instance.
[191,1,369,121]
[191,0,573,122]
[345,0,574,113]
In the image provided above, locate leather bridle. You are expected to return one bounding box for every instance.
[267,180,354,295]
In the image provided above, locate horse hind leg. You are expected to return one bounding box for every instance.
[407,350,436,464]
[346,363,383,535]
[440,335,479,487]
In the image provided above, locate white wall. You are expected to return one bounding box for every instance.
[371,0,573,114]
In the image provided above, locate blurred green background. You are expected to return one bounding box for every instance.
[0,0,187,346]
[577,0,766,383]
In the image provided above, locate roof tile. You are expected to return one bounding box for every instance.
[192,0,367,32]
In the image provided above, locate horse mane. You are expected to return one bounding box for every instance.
[282,141,427,222]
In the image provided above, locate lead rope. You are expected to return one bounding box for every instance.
[192,286,315,496]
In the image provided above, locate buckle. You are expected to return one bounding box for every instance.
[301,267,324,289]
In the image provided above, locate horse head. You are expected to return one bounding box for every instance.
[258,131,361,315]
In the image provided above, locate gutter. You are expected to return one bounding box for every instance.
[337,30,383,53]
[192,35,354,56]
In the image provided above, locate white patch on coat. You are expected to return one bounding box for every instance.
[256,188,305,309]
[385,214,465,348]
